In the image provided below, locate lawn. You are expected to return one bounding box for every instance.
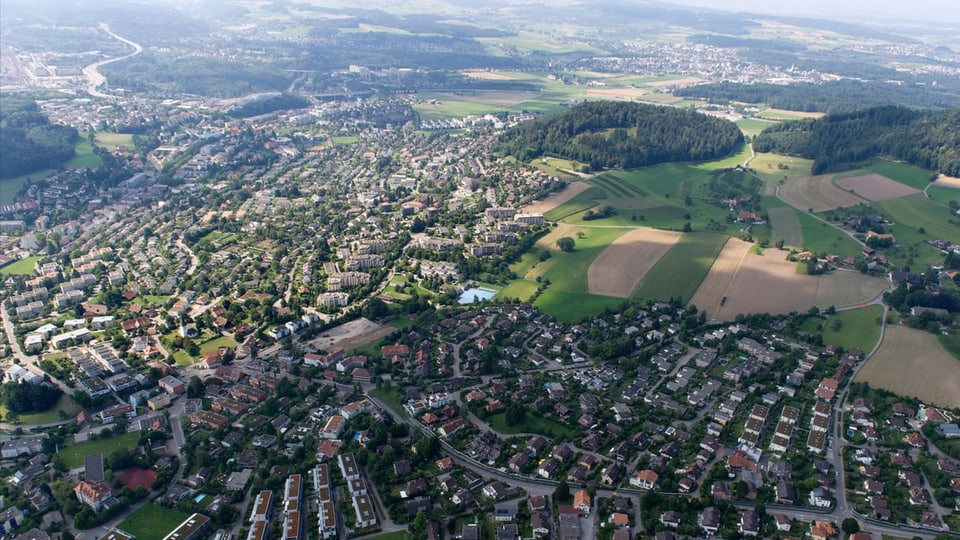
[369,386,409,419]
[0,169,56,204]
[534,290,623,323]
[67,139,103,169]
[10,394,82,425]
[822,305,883,352]
[634,233,727,302]
[199,336,238,355]
[117,504,190,540]
[331,135,359,146]
[173,351,194,366]
[60,432,141,468]
[747,152,814,183]
[365,532,410,540]
[0,256,40,276]
[487,411,577,439]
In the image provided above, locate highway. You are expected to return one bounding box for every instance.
[82,23,143,99]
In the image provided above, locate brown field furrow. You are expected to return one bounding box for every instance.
[715,251,819,320]
[856,325,960,408]
[587,228,682,298]
[780,174,864,212]
[521,181,591,214]
[688,238,751,319]
[835,173,919,201]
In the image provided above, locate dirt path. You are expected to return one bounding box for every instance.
[587,228,681,297]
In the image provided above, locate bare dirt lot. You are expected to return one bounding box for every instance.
[301,317,393,353]
[933,174,960,189]
[521,181,592,214]
[779,174,865,212]
[688,238,752,319]
[587,228,682,297]
[856,325,960,408]
[835,173,919,201]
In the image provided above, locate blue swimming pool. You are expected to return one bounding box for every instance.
[458,287,498,304]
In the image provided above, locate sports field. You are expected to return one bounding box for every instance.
[118,504,190,540]
[60,432,141,468]
[0,256,39,277]
[856,325,960,408]
[587,228,681,297]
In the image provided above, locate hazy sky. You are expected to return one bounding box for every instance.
[668,0,960,24]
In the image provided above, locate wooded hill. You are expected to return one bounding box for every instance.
[496,101,743,170]
[754,106,960,175]
[0,96,78,179]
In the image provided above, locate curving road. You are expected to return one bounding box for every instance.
[83,23,143,99]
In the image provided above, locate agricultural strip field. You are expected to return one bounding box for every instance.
[687,237,753,319]
[703,248,821,321]
[634,233,727,303]
[779,174,865,212]
[768,207,803,249]
[543,187,603,222]
[856,325,960,408]
[587,228,682,297]
[821,305,883,353]
[530,225,626,293]
[522,181,592,215]
[814,270,889,308]
[834,173,919,201]
[866,160,936,190]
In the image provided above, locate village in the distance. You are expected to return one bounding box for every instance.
[1,2,960,540]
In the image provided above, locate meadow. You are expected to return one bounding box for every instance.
[821,305,883,352]
[0,169,56,204]
[634,233,728,303]
[67,139,104,169]
[0,256,40,277]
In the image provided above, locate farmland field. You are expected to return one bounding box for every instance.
[687,237,753,319]
[534,290,622,322]
[118,504,190,540]
[876,194,960,242]
[768,207,803,249]
[866,161,936,190]
[67,139,103,169]
[93,132,135,150]
[736,118,778,137]
[815,270,888,308]
[522,181,591,214]
[821,305,883,352]
[795,211,862,257]
[835,173,919,201]
[856,325,960,408]
[748,152,814,183]
[758,108,825,120]
[634,233,728,302]
[780,174,865,212]
[587,228,682,297]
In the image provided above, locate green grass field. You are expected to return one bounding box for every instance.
[499,280,539,302]
[173,350,194,366]
[867,160,936,190]
[735,118,778,137]
[0,169,56,204]
[925,184,960,207]
[487,411,577,439]
[199,336,238,355]
[534,290,623,323]
[331,135,359,146]
[117,504,190,540]
[747,152,814,183]
[93,132,135,150]
[67,139,103,169]
[875,194,960,266]
[0,256,39,276]
[369,386,409,419]
[60,432,141,468]
[796,212,862,256]
[536,226,628,294]
[634,233,727,302]
[822,305,883,352]
[9,394,81,424]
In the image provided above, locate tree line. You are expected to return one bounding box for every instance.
[674,80,960,113]
[753,106,960,175]
[0,96,78,179]
[496,101,742,170]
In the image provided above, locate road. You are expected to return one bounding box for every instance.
[1,300,75,396]
[82,23,143,99]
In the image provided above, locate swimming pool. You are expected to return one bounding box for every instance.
[458,287,498,304]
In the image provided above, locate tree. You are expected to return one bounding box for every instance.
[557,237,575,252]
[554,481,571,503]
[841,518,860,535]
[505,404,526,427]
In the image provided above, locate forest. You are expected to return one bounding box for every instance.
[753,106,960,175]
[496,101,743,170]
[674,80,960,113]
[0,96,78,179]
